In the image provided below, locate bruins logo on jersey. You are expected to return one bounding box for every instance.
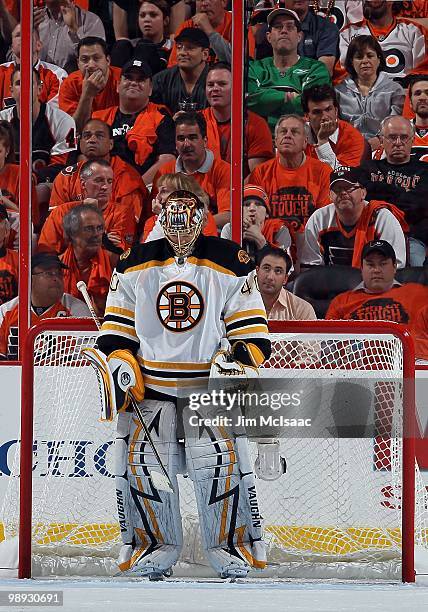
[156,281,204,331]
[238,249,250,264]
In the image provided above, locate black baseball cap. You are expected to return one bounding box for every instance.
[31,252,68,272]
[330,167,365,190]
[361,240,397,264]
[121,59,152,79]
[175,27,210,49]
[0,204,8,220]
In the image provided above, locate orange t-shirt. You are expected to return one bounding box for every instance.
[49,157,148,220]
[0,163,39,227]
[306,119,366,168]
[247,156,331,235]
[61,244,112,317]
[326,283,428,324]
[152,157,231,215]
[59,67,121,117]
[0,248,18,305]
[201,107,273,167]
[168,13,255,67]
[38,199,136,254]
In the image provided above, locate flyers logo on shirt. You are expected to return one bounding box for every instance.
[156,281,204,331]
[350,298,409,323]
[270,187,316,232]
[383,49,406,75]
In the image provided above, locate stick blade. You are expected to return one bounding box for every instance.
[150,470,175,493]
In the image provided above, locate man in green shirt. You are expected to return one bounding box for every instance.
[247,7,331,134]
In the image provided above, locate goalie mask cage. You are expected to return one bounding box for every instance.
[1,318,426,582]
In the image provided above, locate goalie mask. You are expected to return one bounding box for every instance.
[159,190,205,257]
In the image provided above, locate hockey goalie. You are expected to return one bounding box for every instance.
[84,190,271,580]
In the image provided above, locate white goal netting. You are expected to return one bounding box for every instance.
[0,320,427,580]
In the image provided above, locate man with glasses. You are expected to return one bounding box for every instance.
[362,115,428,266]
[0,252,90,360]
[247,7,330,134]
[301,167,407,268]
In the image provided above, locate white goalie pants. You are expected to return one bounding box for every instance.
[115,399,266,576]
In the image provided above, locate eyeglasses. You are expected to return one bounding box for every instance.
[331,185,360,196]
[32,269,63,278]
[82,224,104,234]
[382,134,413,144]
[271,22,298,32]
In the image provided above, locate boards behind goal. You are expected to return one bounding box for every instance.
[0,318,426,581]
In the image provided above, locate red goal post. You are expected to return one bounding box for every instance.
[15,318,418,582]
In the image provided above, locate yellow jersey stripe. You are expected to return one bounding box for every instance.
[187,257,236,277]
[124,258,175,274]
[227,325,269,338]
[224,309,267,324]
[137,357,211,371]
[144,376,208,388]
[105,306,135,319]
[101,323,138,338]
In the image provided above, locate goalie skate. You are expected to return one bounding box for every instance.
[207,548,250,579]
[120,544,177,579]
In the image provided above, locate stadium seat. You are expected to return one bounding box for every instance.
[293,266,362,318]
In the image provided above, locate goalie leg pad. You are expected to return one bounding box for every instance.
[183,405,266,577]
[117,400,184,576]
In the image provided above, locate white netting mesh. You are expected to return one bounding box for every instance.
[0,325,427,579]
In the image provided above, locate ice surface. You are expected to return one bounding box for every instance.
[0,576,428,612]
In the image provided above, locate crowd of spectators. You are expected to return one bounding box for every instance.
[0,0,427,361]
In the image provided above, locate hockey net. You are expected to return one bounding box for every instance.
[0,318,427,580]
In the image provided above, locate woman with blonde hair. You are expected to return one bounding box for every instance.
[141,172,218,242]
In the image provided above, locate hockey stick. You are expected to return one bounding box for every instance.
[77,281,175,493]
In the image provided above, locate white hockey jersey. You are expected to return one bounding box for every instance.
[97,237,270,397]
[339,18,427,79]
[301,201,407,269]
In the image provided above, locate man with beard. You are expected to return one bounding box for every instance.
[408,76,428,159]
[326,240,428,326]
[362,115,428,265]
[336,0,427,82]
[247,7,330,134]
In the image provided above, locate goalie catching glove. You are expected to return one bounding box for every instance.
[82,347,145,420]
